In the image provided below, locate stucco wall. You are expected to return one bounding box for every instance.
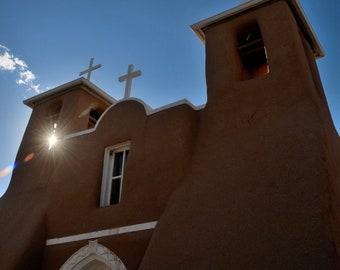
[43,100,199,268]
[140,1,338,269]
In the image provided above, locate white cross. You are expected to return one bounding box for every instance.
[79,58,102,81]
[118,64,142,99]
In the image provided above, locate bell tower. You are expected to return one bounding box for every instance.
[140,1,339,269]
[23,78,115,137]
[6,78,115,194]
[191,0,325,108]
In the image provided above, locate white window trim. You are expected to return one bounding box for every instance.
[100,141,130,207]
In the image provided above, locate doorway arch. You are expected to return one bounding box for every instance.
[60,240,127,270]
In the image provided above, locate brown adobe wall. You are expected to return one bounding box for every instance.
[42,100,199,269]
[300,22,340,261]
[0,89,104,269]
[0,190,47,269]
[0,97,200,269]
[4,85,112,192]
[55,87,110,135]
[140,1,338,269]
[0,102,52,269]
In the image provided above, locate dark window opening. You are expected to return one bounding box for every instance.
[109,149,129,205]
[238,23,269,80]
[110,178,121,205]
[88,109,101,129]
[48,103,62,131]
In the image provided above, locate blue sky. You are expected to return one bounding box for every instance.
[0,0,339,197]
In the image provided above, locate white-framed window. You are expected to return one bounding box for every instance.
[100,142,130,207]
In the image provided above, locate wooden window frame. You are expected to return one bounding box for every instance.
[100,142,130,207]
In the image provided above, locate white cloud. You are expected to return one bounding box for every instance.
[0,51,16,71]
[0,44,40,93]
[14,57,27,70]
[30,84,40,94]
[0,44,10,51]
[18,70,36,84]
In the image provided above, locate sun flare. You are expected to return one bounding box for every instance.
[48,134,57,150]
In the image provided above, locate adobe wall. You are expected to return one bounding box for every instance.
[0,100,52,269]
[42,100,199,269]
[0,86,103,269]
[140,1,338,269]
[0,190,47,269]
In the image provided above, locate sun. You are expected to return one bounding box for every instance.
[48,134,58,150]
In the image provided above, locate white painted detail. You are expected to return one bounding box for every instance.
[60,240,127,270]
[118,64,142,99]
[149,98,206,114]
[64,98,205,139]
[64,128,95,140]
[100,142,131,207]
[46,221,157,246]
[79,57,102,81]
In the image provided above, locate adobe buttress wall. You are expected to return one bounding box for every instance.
[140,1,338,268]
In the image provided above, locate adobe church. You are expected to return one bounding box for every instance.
[0,0,339,269]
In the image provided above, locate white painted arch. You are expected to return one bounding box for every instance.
[60,240,127,270]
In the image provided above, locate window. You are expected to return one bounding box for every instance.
[48,102,62,131]
[100,142,130,207]
[46,102,62,149]
[88,109,101,129]
[238,22,269,80]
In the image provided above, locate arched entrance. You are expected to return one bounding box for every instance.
[78,258,110,270]
[60,240,127,270]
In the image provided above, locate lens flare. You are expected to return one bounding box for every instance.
[48,134,58,150]
[24,153,35,162]
[0,164,15,179]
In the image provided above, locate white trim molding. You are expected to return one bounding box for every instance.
[64,98,206,139]
[60,240,127,270]
[46,221,157,246]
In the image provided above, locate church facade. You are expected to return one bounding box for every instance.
[0,0,339,269]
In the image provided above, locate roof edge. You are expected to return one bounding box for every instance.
[190,0,324,58]
[23,78,116,108]
[191,0,271,43]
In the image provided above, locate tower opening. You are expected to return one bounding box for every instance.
[88,109,101,129]
[48,102,62,131]
[237,22,269,80]
[47,102,62,150]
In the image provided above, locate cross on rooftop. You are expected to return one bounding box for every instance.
[79,58,102,81]
[119,64,142,99]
